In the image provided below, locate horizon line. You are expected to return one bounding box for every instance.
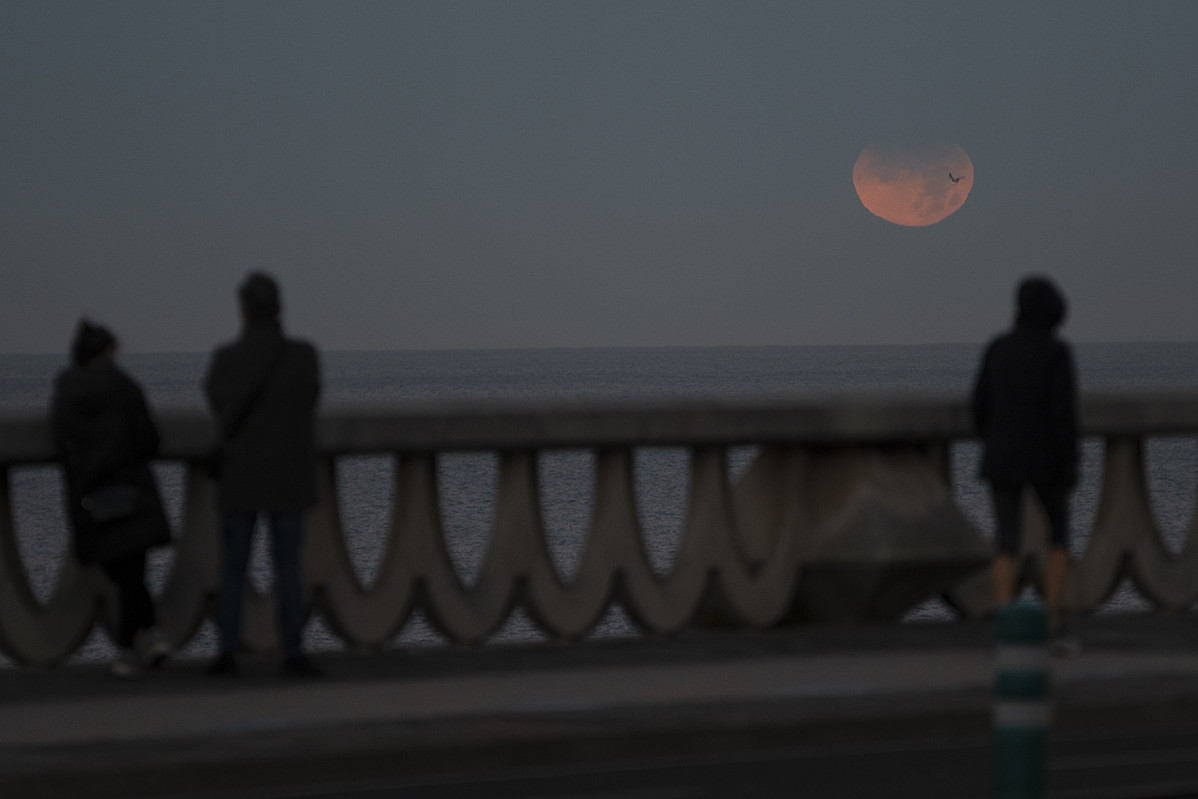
[3,339,1198,358]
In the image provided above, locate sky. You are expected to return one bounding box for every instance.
[2,2,1196,354]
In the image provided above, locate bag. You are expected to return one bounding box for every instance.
[80,484,141,524]
[91,493,173,564]
[78,479,172,564]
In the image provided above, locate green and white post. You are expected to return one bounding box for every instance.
[994,599,1050,799]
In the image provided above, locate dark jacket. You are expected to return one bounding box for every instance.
[203,322,320,515]
[971,280,1079,488]
[51,361,171,564]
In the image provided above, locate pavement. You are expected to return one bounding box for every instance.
[4,614,1198,797]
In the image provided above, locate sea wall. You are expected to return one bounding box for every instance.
[1,392,1196,666]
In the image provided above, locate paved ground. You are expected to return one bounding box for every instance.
[5,614,1198,797]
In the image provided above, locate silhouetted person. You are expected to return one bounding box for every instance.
[972,276,1078,653]
[203,272,322,677]
[51,320,172,676]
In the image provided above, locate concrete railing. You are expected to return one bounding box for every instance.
[1,392,1196,666]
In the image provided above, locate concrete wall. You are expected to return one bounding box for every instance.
[1,392,1194,665]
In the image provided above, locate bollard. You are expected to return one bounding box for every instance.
[994,600,1049,799]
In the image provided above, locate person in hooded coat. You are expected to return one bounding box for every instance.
[202,272,321,678]
[972,276,1078,643]
[51,320,172,676]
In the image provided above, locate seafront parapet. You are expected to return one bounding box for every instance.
[1,392,1195,666]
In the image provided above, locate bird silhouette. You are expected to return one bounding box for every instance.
[949,173,962,183]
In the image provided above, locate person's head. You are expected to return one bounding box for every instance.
[238,271,281,325]
[70,319,117,367]
[1015,276,1067,333]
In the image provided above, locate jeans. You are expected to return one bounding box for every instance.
[217,514,305,659]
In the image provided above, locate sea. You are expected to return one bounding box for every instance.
[3,343,1198,665]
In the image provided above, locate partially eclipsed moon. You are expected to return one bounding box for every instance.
[853,141,973,226]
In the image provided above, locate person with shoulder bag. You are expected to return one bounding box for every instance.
[51,320,173,676]
[972,276,1080,657]
[203,272,322,678]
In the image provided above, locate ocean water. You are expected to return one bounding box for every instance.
[3,343,1198,663]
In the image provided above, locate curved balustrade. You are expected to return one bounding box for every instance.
[1,392,1197,666]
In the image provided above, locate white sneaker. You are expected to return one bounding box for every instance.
[1051,633,1082,659]
[110,652,140,678]
[133,627,171,668]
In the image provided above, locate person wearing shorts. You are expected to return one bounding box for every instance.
[972,276,1078,641]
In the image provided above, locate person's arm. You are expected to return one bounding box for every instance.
[123,377,161,461]
[970,346,993,435]
[1047,344,1079,487]
[203,348,245,438]
[301,343,319,410]
[49,376,70,462]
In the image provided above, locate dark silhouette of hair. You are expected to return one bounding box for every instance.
[71,319,117,367]
[239,272,281,323]
[1016,276,1067,332]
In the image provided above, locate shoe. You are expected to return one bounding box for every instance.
[111,652,141,678]
[1050,634,1082,659]
[1049,620,1082,658]
[280,654,324,678]
[205,654,240,677]
[133,627,171,669]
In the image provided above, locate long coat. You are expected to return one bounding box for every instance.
[203,323,320,515]
[51,361,172,564]
[971,327,1078,489]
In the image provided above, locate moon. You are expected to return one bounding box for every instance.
[852,141,974,226]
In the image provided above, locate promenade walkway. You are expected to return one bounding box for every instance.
[4,614,1198,797]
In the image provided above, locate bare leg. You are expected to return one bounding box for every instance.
[993,553,1017,607]
[1044,546,1070,632]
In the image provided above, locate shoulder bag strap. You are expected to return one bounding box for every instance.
[222,339,289,443]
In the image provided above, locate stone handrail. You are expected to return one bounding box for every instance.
[1,392,1195,666]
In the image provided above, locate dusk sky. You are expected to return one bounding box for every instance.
[2,2,1196,354]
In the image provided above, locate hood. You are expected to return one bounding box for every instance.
[1015,276,1066,333]
[71,319,116,367]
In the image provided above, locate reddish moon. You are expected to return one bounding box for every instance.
[852,141,973,226]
